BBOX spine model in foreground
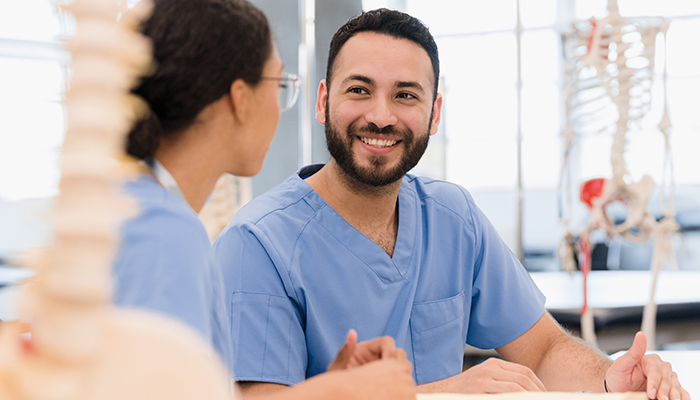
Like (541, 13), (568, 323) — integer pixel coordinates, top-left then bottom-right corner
(0, 1), (232, 399)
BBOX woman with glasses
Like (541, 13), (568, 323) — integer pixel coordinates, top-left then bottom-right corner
(112, 0), (414, 399)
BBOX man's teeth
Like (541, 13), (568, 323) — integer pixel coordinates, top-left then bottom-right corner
(360, 137), (397, 148)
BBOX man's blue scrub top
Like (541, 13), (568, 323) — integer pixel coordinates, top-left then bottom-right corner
(214, 164), (545, 385)
(112, 175), (233, 373)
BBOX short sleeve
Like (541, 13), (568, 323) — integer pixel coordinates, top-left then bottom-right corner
(214, 223), (307, 385)
(112, 177), (234, 377)
(230, 292), (306, 385)
(113, 210), (212, 342)
(465, 196), (546, 349)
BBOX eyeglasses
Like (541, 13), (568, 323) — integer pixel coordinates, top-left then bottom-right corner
(261, 72), (302, 112)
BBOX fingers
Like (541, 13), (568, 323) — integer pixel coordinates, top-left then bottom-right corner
(647, 358), (681, 400)
(378, 337), (405, 361)
(648, 355), (667, 399)
(379, 357), (413, 379)
(488, 370), (545, 392)
(488, 358), (547, 392)
(450, 358), (546, 394)
(655, 373), (671, 400)
(659, 371), (689, 400)
(680, 387), (691, 400)
(486, 358), (547, 392)
(334, 333), (408, 369)
(607, 332), (649, 393)
(351, 335), (399, 364)
(381, 336), (399, 359)
(327, 329), (358, 371)
(618, 332), (647, 371)
(643, 354), (664, 399)
(397, 357), (413, 376)
(640, 353), (689, 400)
(366, 336), (397, 359)
(662, 371), (680, 400)
(391, 347), (408, 362)
(347, 329), (358, 344)
(608, 348), (689, 400)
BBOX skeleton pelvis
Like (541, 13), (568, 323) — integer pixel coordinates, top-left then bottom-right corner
(580, 175), (655, 241)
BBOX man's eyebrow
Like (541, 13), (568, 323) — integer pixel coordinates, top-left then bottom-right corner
(396, 81), (425, 93)
(341, 74), (374, 86)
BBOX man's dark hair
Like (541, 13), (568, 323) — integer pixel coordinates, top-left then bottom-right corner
(126, 0), (272, 159)
(326, 8), (439, 99)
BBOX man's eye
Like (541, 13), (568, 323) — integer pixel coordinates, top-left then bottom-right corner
(397, 92), (416, 100)
(348, 87), (367, 94)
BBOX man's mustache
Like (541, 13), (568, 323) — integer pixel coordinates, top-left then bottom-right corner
(350, 123), (412, 139)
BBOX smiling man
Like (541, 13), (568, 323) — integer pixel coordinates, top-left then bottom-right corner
(214, 8), (688, 399)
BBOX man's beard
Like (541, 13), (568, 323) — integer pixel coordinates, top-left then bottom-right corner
(324, 105), (431, 187)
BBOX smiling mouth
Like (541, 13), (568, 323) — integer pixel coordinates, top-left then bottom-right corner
(359, 137), (399, 148)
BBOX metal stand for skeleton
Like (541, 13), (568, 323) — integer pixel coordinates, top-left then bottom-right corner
(0, 1), (232, 398)
(558, 0), (677, 350)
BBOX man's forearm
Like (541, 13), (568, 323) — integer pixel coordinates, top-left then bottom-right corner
(497, 313), (614, 392)
(534, 333), (613, 391)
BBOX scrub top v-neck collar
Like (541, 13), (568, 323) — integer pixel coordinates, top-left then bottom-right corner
(296, 164), (417, 283)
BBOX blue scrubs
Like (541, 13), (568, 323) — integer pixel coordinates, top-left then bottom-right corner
(214, 164), (545, 385)
(112, 174), (233, 373)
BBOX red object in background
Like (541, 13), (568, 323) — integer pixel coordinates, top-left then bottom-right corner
(580, 178), (606, 209)
(586, 19), (598, 56)
(20, 335), (32, 354)
(580, 236), (591, 315)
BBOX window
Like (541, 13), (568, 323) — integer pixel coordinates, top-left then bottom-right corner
(364, 0), (700, 268)
(0, 0), (71, 201)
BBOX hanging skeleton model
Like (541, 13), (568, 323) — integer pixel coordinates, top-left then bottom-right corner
(558, 0), (678, 350)
(0, 0), (232, 398)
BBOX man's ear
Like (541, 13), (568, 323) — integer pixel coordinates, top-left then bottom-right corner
(229, 78), (252, 123)
(315, 79), (328, 125)
(429, 92), (443, 136)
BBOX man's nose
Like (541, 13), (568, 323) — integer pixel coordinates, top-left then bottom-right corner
(364, 96), (398, 129)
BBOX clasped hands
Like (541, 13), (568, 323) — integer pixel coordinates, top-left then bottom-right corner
(325, 329), (415, 400)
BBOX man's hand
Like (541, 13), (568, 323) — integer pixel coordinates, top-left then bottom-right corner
(328, 329), (406, 371)
(418, 358), (547, 394)
(606, 332), (690, 400)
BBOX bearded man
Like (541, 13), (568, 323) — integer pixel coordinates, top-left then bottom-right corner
(214, 8), (688, 399)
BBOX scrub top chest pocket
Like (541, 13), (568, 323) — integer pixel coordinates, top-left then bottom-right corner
(409, 290), (467, 384)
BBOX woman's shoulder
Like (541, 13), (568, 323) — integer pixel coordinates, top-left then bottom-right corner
(121, 175), (210, 250)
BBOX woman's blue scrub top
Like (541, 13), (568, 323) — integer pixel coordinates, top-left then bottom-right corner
(214, 164), (545, 385)
(112, 175), (233, 373)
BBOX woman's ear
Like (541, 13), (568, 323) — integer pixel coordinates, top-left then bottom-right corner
(229, 78), (252, 123)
